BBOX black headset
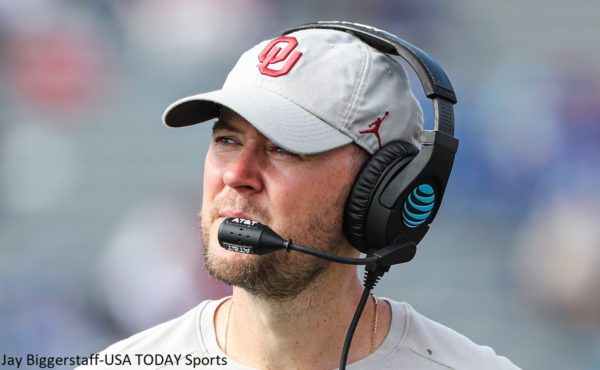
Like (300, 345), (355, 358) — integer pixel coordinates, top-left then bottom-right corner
(281, 21), (459, 255)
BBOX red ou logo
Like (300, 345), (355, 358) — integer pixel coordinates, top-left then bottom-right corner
(257, 36), (302, 77)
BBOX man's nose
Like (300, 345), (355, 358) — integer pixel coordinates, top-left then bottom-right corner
(222, 146), (264, 193)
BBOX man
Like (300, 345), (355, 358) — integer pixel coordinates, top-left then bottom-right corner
(81, 25), (519, 369)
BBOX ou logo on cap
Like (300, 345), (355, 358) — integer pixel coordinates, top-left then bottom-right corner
(257, 36), (302, 77)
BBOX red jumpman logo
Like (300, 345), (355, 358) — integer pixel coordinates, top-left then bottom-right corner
(359, 111), (389, 148)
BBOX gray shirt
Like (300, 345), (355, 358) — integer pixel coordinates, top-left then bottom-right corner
(78, 297), (520, 369)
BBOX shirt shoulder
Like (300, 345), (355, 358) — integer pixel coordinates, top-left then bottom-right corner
(351, 299), (520, 370)
(396, 300), (520, 370)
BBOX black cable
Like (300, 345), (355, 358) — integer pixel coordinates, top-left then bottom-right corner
(339, 266), (384, 370)
(339, 285), (372, 370)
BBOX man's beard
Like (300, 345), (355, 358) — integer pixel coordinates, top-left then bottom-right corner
(199, 196), (348, 301)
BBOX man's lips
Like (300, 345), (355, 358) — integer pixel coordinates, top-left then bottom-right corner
(218, 210), (256, 221)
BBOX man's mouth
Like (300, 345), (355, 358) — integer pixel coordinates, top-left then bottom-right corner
(218, 210), (258, 222)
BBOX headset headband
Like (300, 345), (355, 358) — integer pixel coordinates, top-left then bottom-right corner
(281, 21), (457, 138)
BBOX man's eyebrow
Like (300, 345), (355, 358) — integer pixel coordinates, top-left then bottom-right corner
(211, 119), (240, 133)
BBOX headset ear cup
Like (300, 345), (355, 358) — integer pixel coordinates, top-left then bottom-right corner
(344, 141), (419, 253)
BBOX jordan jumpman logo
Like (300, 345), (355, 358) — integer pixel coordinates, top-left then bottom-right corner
(359, 111), (389, 148)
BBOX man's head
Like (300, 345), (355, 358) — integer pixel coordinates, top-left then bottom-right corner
(162, 27), (424, 300)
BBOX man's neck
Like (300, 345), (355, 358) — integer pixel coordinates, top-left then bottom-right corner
(214, 263), (390, 370)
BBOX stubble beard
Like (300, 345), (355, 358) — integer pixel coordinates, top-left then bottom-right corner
(199, 196), (348, 301)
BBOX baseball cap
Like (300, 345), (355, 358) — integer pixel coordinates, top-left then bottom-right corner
(162, 28), (423, 155)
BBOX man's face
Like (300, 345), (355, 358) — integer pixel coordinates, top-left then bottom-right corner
(199, 109), (366, 300)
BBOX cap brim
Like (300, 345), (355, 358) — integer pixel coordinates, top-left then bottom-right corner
(162, 86), (352, 155)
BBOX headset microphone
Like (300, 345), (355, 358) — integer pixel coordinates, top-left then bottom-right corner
(218, 217), (417, 266)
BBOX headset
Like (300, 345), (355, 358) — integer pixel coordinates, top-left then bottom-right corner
(282, 21), (459, 255)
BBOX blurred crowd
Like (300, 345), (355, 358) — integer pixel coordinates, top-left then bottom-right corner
(1, 1), (599, 369)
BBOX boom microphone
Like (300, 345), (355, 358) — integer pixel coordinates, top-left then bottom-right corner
(218, 217), (417, 266)
(218, 217), (380, 264)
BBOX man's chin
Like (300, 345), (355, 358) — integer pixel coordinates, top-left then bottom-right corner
(202, 243), (331, 301)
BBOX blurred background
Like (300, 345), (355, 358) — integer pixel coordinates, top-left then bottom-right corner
(1, 1), (599, 369)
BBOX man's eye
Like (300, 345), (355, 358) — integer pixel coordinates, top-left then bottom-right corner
(270, 145), (298, 157)
(214, 136), (237, 145)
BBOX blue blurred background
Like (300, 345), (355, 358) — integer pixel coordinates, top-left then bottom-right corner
(1, 1), (599, 369)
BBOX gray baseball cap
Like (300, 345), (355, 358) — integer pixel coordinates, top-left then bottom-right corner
(162, 28), (423, 155)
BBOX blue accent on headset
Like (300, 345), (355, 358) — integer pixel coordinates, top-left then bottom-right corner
(402, 184), (436, 228)
(403, 218), (423, 227)
(403, 202), (431, 220)
(407, 194), (435, 212)
(418, 184), (434, 194)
